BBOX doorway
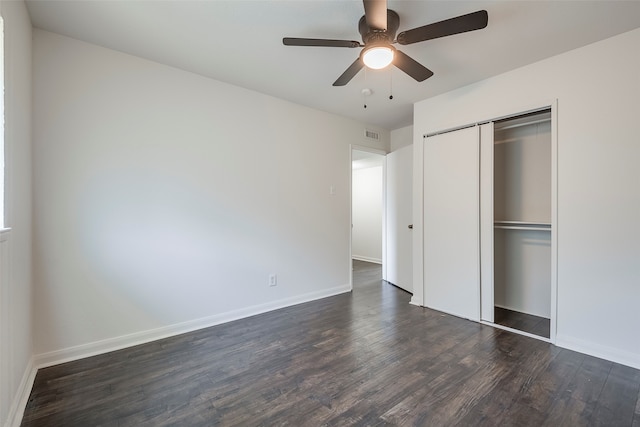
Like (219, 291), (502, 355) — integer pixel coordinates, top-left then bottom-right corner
(351, 147), (385, 288)
(489, 109), (553, 339)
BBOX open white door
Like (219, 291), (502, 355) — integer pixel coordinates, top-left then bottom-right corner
(385, 145), (413, 293)
(423, 126), (480, 321)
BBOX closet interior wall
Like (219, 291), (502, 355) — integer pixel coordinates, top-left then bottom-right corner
(493, 111), (552, 333)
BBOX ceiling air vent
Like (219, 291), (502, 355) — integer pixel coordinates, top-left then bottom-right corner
(365, 129), (379, 140)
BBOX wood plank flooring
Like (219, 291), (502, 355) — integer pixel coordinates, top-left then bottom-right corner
(22, 260), (640, 426)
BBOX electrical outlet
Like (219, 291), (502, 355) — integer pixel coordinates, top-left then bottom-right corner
(269, 274), (277, 287)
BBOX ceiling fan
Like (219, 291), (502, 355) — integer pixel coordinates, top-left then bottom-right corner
(283, 0), (488, 86)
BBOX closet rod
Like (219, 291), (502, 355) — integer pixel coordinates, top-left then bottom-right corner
(494, 220), (551, 226)
(494, 225), (551, 231)
(494, 117), (550, 132)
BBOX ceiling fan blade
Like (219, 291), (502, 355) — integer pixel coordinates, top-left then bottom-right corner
(283, 38), (361, 48)
(363, 0), (387, 31)
(393, 50), (434, 82)
(397, 10), (488, 45)
(333, 58), (364, 86)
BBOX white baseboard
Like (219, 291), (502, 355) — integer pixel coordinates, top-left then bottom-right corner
(352, 255), (382, 264)
(409, 295), (422, 306)
(556, 334), (640, 370)
(5, 357), (36, 427)
(33, 284), (351, 370)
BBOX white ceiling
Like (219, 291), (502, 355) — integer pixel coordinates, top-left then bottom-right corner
(26, 0), (640, 130)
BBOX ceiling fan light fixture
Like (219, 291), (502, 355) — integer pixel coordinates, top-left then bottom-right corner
(362, 45), (395, 69)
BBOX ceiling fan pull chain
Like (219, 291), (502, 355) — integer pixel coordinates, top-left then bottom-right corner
(389, 68), (394, 100)
(363, 67), (368, 109)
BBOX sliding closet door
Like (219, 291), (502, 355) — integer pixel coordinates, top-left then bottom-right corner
(479, 123), (495, 322)
(423, 126), (480, 321)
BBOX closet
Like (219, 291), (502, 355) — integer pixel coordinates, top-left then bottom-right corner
(489, 110), (552, 338)
(422, 106), (555, 341)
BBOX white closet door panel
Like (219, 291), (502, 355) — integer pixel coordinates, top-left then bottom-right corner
(424, 126), (480, 321)
(386, 146), (413, 292)
(479, 123), (495, 322)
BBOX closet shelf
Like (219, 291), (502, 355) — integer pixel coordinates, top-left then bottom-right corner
(494, 114), (551, 131)
(494, 220), (551, 231)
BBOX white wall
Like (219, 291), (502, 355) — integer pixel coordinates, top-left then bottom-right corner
(0, 1), (33, 426)
(414, 28), (640, 369)
(32, 30), (389, 361)
(390, 125), (413, 152)
(352, 165), (383, 264)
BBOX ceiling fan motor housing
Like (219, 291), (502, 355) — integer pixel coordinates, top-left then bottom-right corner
(358, 9), (400, 46)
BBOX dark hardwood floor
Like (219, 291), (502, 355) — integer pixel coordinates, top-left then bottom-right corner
(494, 306), (551, 339)
(22, 260), (640, 426)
